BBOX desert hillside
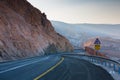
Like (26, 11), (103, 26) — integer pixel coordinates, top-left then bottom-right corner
(52, 21), (120, 61)
(84, 38), (120, 59)
(0, 0), (73, 61)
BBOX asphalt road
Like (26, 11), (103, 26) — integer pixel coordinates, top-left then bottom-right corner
(0, 55), (61, 80)
(0, 53), (114, 80)
(39, 56), (114, 80)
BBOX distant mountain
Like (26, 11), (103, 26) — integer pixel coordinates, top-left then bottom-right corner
(52, 21), (120, 61)
(0, 0), (73, 61)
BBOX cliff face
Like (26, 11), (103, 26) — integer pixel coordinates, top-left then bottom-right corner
(0, 0), (73, 61)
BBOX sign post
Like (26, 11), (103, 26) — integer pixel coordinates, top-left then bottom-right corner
(94, 38), (101, 55)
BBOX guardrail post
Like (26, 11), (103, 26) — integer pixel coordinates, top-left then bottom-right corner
(96, 59), (99, 64)
(106, 62), (107, 67)
(90, 58), (92, 62)
(104, 61), (107, 66)
(100, 60), (102, 65)
(92, 58), (93, 62)
(113, 64), (116, 71)
(94, 59), (96, 63)
(98, 60), (100, 64)
(92, 58), (94, 62)
(109, 63), (113, 68)
(108, 62), (111, 68)
(92, 59), (94, 63)
(107, 62), (110, 67)
(119, 67), (120, 74)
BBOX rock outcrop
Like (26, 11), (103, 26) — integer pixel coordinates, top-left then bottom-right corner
(0, 0), (73, 61)
(85, 47), (107, 58)
(84, 37), (120, 58)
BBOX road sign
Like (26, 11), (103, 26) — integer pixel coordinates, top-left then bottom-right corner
(94, 44), (101, 50)
(94, 38), (101, 51)
(94, 38), (101, 44)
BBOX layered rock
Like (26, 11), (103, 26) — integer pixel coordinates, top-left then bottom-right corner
(0, 0), (73, 61)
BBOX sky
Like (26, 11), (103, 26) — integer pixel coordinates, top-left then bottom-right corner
(28, 0), (120, 24)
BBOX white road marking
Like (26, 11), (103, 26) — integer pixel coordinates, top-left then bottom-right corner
(0, 56), (50, 74)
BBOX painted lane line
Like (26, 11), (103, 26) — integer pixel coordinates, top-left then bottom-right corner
(34, 57), (64, 80)
(0, 57), (50, 74)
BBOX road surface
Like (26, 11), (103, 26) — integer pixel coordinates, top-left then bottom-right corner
(0, 53), (114, 80)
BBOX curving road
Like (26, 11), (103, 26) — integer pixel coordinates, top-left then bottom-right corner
(39, 56), (114, 80)
(0, 53), (114, 80)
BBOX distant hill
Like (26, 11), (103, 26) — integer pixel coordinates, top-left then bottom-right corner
(52, 21), (120, 61)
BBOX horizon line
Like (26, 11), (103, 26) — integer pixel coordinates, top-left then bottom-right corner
(50, 20), (120, 25)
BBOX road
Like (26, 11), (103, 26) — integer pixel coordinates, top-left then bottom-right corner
(0, 52), (114, 80)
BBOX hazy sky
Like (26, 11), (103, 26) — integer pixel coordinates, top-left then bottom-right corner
(28, 0), (120, 24)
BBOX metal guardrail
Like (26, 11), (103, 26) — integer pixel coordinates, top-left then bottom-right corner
(63, 54), (120, 74)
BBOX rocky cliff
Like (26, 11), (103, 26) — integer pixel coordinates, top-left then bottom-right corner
(0, 0), (73, 61)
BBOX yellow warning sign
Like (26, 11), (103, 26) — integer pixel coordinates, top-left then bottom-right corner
(94, 44), (101, 50)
